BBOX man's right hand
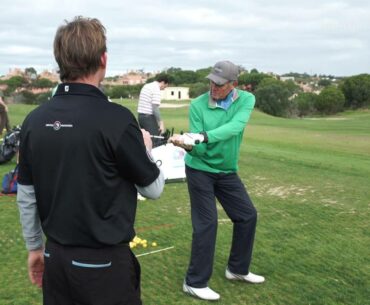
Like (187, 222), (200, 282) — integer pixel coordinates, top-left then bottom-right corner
(159, 121), (165, 134)
(141, 129), (153, 151)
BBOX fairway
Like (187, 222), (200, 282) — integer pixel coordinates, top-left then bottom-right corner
(0, 102), (369, 305)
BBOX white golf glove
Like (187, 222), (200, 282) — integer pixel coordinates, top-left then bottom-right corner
(179, 133), (205, 146)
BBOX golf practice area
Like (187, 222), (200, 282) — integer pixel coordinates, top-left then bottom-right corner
(0, 101), (369, 305)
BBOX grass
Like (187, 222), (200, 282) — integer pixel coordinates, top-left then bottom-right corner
(0, 101), (369, 305)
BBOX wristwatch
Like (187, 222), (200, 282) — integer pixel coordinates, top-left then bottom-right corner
(200, 131), (208, 143)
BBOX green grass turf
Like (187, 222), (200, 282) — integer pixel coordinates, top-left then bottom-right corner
(0, 101), (369, 304)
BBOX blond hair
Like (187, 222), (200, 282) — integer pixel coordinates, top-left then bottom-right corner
(54, 16), (107, 81)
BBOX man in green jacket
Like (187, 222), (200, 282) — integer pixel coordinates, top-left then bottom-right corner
(170, 60), (265, 301)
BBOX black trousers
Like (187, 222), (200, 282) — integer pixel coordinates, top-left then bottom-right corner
(138, 113), (161, 147)
(43, 240), (142, 305)
(185, 166), (257, 288)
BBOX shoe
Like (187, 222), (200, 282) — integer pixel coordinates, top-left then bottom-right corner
(183, 281), (220, 301)
(137, 194), (146, 201)
(225, 267), (265, 284)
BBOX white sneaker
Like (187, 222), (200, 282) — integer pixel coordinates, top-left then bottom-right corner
(137, 194), (146, 201)
(183, 281), (220, 301)
(225, 267), (265, 284)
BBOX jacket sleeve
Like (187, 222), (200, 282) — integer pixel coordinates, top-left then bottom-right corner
(135, 165), (165, 199)
(115, 121), (162, 187)
(186, 102), (207, 157)
(207, 94), (255, 143)
(17, 184), (44, 251)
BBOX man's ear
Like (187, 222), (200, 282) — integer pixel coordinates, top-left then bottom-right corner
(100, 52), (107, 69)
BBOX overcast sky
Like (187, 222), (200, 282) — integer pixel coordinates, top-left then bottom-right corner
(0, 0), (369, 77)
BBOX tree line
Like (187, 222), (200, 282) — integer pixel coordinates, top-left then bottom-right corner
(0, 72), (57, 104)
(1, 67), (369, 118)
(242, 71), (370, 117)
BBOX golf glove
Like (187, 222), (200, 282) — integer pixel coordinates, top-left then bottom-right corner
(179, 133), (205, 146)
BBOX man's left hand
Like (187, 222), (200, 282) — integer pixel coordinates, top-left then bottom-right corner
(28, 249), (44, 288)
(168, 134), (193, 151)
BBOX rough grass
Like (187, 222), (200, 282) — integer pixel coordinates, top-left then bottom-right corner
(0, 101), (369, 305)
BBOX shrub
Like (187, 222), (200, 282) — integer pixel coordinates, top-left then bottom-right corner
(36, 92), (52, 104)
(318, 79), (332, 87)
(315, 86), (345, 114)
(33, 78), (56, 88)
(189, 82), (209, 98)
(255, 78), (300, 117)
(106, 84), (143, 99)
(339, 74), (370, 109)
(293, 92), (318, 117)
(238, 71), (272, 91)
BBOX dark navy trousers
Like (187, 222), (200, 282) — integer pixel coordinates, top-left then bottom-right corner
(185, 166), (257, 288)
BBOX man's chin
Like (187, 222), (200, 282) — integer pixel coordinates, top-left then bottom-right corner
(211, 94), (224, 100)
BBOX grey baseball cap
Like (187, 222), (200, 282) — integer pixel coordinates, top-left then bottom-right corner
(206, 60), (240, 85)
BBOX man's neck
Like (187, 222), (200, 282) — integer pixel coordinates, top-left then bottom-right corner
(67, 70), (104, 88)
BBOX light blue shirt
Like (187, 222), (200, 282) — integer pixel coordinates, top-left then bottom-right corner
(216, 89), (235, 110)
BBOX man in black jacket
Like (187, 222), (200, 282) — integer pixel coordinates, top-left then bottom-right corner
(17, 16), (164, 305)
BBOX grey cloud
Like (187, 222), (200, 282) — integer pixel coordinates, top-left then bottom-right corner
(0, 0), (369, 76)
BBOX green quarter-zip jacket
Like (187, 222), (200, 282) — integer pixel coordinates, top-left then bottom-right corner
(185, 89), (255, 173)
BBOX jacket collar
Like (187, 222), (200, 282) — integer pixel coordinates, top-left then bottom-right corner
(208, 89), (239, 109)
(54, 82), (108, 100)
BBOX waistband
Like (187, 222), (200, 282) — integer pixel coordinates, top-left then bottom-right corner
(46, 238), (129, 249)
(138, 113), (155, 117)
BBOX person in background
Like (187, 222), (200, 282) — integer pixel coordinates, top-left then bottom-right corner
(0, 91), (11, 135)
(243, 83), (253, 92)
(17, 16), (164, 305)
(137, 73), (169, 147)
(170, 60), (265, 301)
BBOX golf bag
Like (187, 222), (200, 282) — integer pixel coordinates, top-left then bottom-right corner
(154, 128), (173, 147)
(0, 126), (21, 165)
(2, 164), (18, 194)
(151, 128), (186, 183)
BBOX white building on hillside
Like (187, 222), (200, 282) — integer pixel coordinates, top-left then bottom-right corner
(161, 87), (189, 100)
(280, 76), (295, 82)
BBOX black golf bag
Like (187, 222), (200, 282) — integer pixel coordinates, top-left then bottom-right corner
(153, 128), (174, 147)
(0, 126), (21, 164)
